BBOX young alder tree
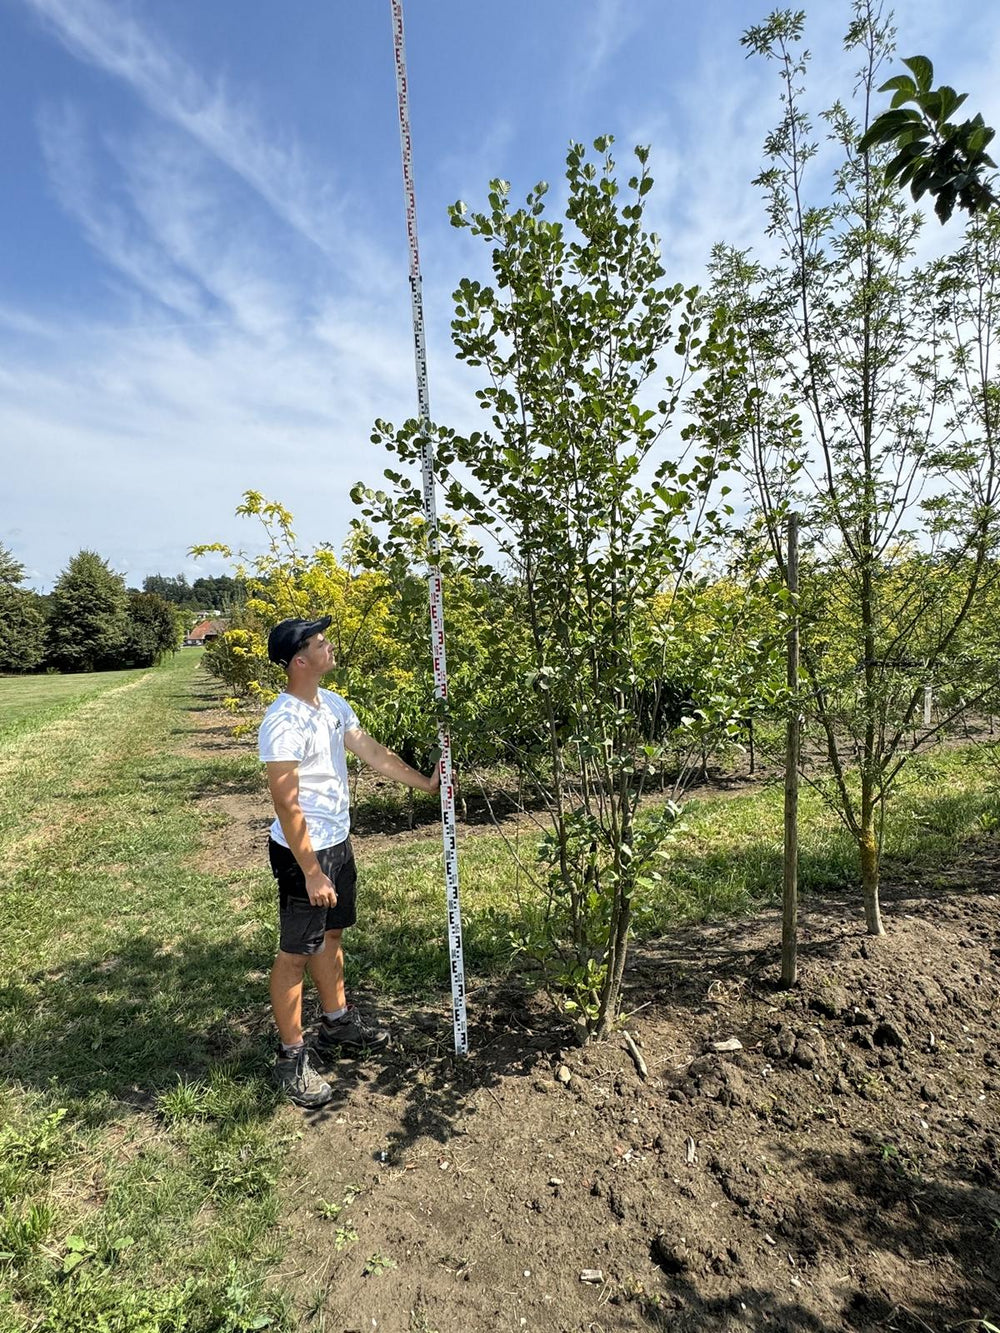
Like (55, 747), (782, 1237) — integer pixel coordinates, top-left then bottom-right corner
(711, 5), (1000, 935)
(357, 138), (746, 1038)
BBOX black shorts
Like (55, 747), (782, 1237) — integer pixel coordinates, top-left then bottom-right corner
(268, 837), (358, 955)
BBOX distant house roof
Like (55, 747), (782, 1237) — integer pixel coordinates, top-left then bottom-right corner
(187, 618), (228, 643)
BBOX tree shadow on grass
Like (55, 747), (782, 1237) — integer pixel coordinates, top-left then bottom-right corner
(0, 931), (564, 1143)
(632, 779), (998, 963)
(131, 758), (263, 802)
(168, 720), (243, 743)
(0, 934), (275, 1118)
(165, 690), (221, 715)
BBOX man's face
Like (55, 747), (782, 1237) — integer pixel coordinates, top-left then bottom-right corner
(294, 631), (335, 673)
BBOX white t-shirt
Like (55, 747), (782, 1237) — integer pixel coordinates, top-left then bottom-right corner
(258, 688), (361, 850)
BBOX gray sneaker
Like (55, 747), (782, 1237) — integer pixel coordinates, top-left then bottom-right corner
(273, 1046), (333, 1107)
(315, 1006), (390, 1056)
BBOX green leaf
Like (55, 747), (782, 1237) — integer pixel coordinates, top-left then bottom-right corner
(886, 144), (927, 181)
(917, 91), (943, 123)
(901, 55), (933, 93)
(859, 110), (923, 152)
(966, 122), (994, 155)
(878, 74), (917, 96)
(896, 157), (923, 188)
(934, 86), (966, 122)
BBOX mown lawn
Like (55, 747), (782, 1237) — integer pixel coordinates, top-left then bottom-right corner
(0, 665), (158, 745)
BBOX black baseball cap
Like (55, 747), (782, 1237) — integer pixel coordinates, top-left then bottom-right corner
(267, 616), (333, 668)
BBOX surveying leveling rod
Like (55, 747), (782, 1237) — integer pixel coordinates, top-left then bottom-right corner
(389, 0), (469, 1057)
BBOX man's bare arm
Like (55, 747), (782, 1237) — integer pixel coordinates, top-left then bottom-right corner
(266, 761), (337, 908)
(344, 730), (440, 793)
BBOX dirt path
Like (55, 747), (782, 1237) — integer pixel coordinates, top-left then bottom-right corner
(182, 676), (1000, 1332)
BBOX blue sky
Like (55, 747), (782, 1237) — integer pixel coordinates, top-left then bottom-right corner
(2, 0), (998, 591)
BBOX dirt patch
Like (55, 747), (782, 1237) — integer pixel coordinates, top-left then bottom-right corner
(274, 869), (999, 1333)
(180, 682), (1000, 1330)
(174, 679), (270, 876)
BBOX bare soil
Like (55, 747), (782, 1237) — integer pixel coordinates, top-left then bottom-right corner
(185, 681), (1000, 1333)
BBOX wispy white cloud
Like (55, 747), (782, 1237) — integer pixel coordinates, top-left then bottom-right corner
(115, 127), (303, 338)
(7, 0), (1000, 594)
(576, 0), (640, 93)
(0, 303), (68, 339)
(37, 101), (209, 318)
(18, 0), (389, 286)
(4, 0), (475, 587)
(0, 298), (462, 587)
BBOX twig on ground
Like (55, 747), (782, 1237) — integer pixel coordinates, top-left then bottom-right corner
(484, 1085), (505, 1114)
(622, 1029), (648, 1080)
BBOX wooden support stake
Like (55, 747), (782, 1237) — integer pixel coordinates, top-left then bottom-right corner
(781, 513), (800, 989)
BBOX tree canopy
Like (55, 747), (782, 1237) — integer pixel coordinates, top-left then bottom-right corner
(0, 541), (45, 674)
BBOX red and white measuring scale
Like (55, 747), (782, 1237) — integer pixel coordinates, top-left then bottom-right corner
(389, 0), (468, 1057)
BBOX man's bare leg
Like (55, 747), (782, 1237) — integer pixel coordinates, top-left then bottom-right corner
(269, 948), (332, 1107)
(269, 950), (310, 1047)
(307, 930), (346, 1013)
(312, 930), (388, 1052)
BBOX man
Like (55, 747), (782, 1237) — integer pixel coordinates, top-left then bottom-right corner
(259, 615), (439, 1107)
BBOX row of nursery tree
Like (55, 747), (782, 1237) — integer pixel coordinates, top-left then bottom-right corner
(196, 5), (1000, 1036)
(0, 546), (184, 674)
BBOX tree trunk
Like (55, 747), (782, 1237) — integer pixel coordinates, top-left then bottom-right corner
(781, 512), (799, 986)
(595, 888), (632, 1041)
(859, 823), (884, 936)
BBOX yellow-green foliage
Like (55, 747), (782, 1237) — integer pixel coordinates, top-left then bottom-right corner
(191, 492), (403, 713)
(193, 493), (527, 768)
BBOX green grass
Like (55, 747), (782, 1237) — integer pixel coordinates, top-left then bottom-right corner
(634, 745), (997, 929)
(0, 665), (166, 745)
(346, 743), (1000, 987)
(0, 653), (290, 1332)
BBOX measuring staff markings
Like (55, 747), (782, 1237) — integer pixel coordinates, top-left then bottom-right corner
(389, 0), (468, 1057)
